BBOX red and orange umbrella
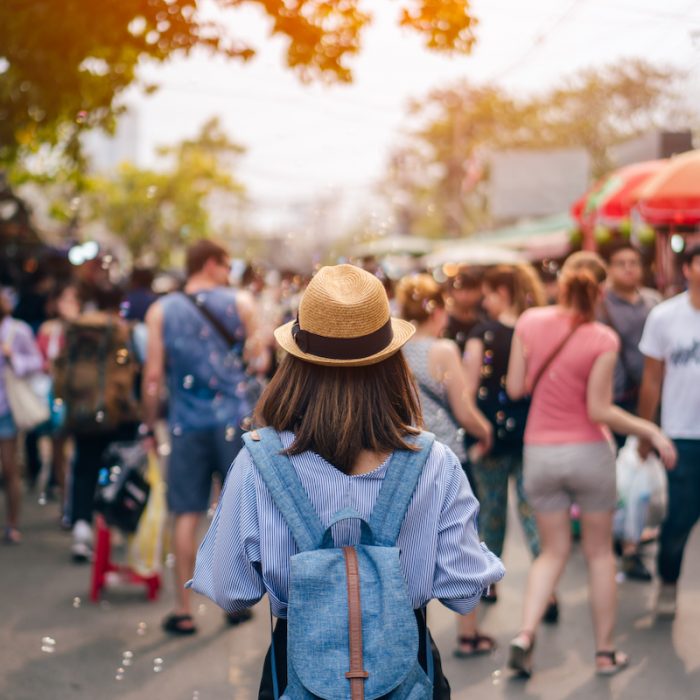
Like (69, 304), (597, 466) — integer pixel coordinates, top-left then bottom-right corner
(591, 160), (667, 227)
(637, 150), (700, 226)
(570, 160), (666, 233)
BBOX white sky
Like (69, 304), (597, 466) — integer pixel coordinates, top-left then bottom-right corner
(126, 0), (700, 231)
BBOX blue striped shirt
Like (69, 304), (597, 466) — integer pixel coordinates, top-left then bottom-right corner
(188, 431), (505, 618)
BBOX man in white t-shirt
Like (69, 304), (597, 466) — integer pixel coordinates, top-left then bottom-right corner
(638, 244), (700, 616)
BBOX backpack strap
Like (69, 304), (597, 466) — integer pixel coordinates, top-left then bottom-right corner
(243, 427), (325, 552)
(369, 432), (435, 547)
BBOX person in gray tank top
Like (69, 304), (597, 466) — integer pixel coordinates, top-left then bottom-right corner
(396, 273), (496, 659)
(142, 240), (270, 635)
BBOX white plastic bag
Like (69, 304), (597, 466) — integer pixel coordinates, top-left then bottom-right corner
(615, 437), (668, 542)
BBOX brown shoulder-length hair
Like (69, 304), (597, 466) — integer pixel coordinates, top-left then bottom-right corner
(255, 352), (423, 474)
(482, 263), (546, 316)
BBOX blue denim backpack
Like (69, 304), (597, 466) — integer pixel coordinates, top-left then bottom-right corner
(243, 427), (436, 700)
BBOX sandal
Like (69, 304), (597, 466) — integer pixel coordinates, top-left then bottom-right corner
(162, 613), (197, 636)
(454, 633), (497, 658)
(543, 596), (559, 625)
(225, 609), (253, 626)
(3, 527), (21, 545)
(482, 584), (498, 604)
(595, 650), (629, 676)
(508, 631), (535, 678)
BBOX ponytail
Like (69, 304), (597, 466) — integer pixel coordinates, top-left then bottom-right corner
(559, 251), (607, 322)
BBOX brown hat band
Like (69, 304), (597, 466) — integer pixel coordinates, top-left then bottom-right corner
(292, 318), (394, 360)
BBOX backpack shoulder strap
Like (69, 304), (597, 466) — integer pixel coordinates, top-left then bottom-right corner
(369, 431), (435, 546)
(242, 427), (325, 552)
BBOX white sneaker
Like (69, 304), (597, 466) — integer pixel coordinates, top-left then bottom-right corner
(655, 583), (677, 617)
(71, 540), (93, 563)
(71, 520), (93, 563)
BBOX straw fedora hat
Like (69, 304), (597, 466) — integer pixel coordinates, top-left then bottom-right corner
(274, 264), (415, 367)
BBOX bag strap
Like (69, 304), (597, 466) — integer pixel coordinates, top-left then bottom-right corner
(343, 546), (369, 700)
(182, 292), (238, 349)
(242, 427), (325, 552)
(530, 322), (584, 396)
(368, 432), (435, 546)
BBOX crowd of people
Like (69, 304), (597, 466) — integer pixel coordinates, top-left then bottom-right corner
(1, 237), (699, 692)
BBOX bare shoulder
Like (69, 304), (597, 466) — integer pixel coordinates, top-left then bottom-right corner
(145, 299), (163, 325)
(235, 288), (255, 311)
(431, 338), (461, 361)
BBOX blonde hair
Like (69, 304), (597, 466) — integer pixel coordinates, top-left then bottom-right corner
(559, 251), (607, 321)
(482, 264), (545, 317)
(396, 274), (445, 324)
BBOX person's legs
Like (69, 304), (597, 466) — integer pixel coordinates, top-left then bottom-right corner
(70, 433), (114, 560)
(70, 435), (109, 525)
(580, 511), (619, 655)
(1, 436), (21, 538)
(171, 512), (200, 622)
(511, 453), (541, 559)
(657, 440), (700, 585)
(509, 509), (570, 675)
(164, 428), (215, 633)
(469, 454), (509, 557)
(24, 428), (42, 489)
(520, 511), (571, 634)
(51, 433), (67, 494)
(455, 608), (495, 657)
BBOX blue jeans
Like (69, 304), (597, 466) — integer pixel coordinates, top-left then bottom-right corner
(657, 439), (700, 584)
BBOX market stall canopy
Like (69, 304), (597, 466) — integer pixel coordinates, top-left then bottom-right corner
(637, 149), (700, 226)
(587, 160), (667, 227)
(350, 236), (435, 259)
(423, 243), (525, 268)
(570, 182), (605, 227)
(470, 213), (573, 260)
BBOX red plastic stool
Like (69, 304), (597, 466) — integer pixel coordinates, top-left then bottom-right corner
(90, 514), (162, 602)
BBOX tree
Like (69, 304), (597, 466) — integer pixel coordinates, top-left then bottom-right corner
(0, 0), (478, 164)
(84, 117), (245, 265)
(384, 59), (690, 237)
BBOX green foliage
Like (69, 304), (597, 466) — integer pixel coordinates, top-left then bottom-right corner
(385, 59), (689, 237)
(0, 0), (479, 165)
(85, 117), (245, 266)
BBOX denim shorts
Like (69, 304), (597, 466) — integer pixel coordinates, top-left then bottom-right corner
(524, 440), (617, 513)
(167, 424), (244, 514)
(0, 411), (17, 440)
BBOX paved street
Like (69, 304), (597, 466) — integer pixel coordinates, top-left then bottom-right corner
(2, 488), (700, 700)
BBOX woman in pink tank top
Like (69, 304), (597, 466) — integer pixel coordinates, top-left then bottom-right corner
(504, 252), (676, 678)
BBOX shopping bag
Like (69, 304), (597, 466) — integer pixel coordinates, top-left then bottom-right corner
(4, 366), (51, 431)
(94, 442), (150, 533)
(127, 451), (169, 576)
(615, 437), (668, 542)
